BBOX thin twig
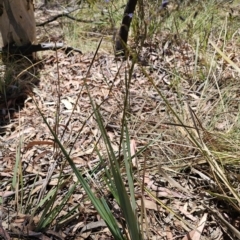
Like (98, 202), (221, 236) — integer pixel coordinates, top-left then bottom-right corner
(36, 13), (93, 27)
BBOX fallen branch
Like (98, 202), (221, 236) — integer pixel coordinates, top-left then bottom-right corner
(0, 42), (82, 56)
(36, 13), (93, 27)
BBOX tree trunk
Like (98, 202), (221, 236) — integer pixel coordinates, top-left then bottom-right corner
(115, 0), (138, 57)
(0, 0), (36, 47)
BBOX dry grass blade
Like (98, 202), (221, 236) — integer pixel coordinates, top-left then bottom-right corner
(209, 40), (240, 74)
(158, 166), (191, 195)
(207, 207), (240, 239)
(144, 187), (193, 232)
(202, 145), (240, 210)
(182, 213), (208, 240)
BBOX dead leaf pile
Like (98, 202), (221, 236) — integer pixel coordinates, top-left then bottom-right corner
(1, 1), (240, 239)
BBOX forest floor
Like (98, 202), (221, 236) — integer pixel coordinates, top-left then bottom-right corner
(1, 0), (240, 239)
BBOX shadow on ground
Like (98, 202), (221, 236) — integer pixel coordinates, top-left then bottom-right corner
(0, 54), (41, 132)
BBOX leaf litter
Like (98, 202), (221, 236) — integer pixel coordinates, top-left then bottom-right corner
(1, 1), (240, 239)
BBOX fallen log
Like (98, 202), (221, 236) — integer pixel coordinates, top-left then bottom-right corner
(0, 42), (82, 56)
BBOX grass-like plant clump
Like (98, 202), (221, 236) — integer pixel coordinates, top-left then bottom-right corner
(1, 0), (240, 239)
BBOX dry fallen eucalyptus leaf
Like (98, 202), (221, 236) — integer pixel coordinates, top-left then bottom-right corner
(182, 213), (207, 240)
(61, 99), (73, 110)
(136, 199), (158, 211)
